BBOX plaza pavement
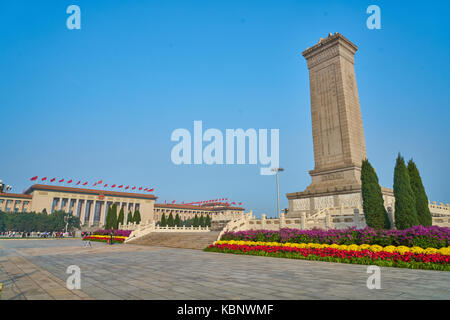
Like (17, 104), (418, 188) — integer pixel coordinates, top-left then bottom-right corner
(0, 239), (449, 300)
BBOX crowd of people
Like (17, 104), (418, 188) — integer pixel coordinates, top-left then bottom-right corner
(0, 231), (75, 238)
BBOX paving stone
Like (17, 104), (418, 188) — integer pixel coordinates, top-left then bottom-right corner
(1, 239), (449, 300)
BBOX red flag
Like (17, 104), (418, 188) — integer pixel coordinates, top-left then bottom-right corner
(118, 185), (123, 188)
(144, 188), (148, 191)
(232, 202), (236, 205)
(76, 181), (81, 185)
(93, 182), (97, 186)
(172, 200), (176, 204)
(149, 188), (154, 192)
(125, 186), (129, 190)
(98, 180), (103, 184)
(111, 184), (116, 188)
(67, 179), (72, 184)
(59, 179), (64, 183)
(83, 182), (88, 186)
(50, 178), (56, 182)
(30, 176), (38, 181)
(139, 187), (143, 190)
(41, 177), (47, 181)
(239, 202), (242, 205)
(104, 184), (108, 187)
(132, 187), (136, 190)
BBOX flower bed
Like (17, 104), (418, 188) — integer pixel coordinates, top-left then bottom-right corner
(205, 240), (450, 271)
(92, 229), (132, 237)
(82, 234), (127, 243)
(220, 226), (450, 249)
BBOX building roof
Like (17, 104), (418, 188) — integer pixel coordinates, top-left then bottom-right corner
(155, 203), (244, 211)
(24, 184), (157, 200)
(0, 192), (33, 199)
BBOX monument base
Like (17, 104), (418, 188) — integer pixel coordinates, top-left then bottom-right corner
(286, 182), (395, 218)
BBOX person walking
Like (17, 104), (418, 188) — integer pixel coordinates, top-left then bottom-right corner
(110, 228), (114, 245)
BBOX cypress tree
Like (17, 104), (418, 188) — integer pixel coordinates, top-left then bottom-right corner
(117, 207), (125, 229)
(106, 204), (117, 230)
(205, 215), (211, 227)
(105, 206), (112, 229)
(393, 154), (419, 229)
(160, 213), (166, 227)
(174, 213), (180, 227)
(167, 212), (174, 227)
(407, 159), (432, 226)
(361, 159), (390, 229)
(133, 210), (141, 225)
(199, 215), (205, 227)
(193, 214), (199, 227)
(127, 211), (133, 224)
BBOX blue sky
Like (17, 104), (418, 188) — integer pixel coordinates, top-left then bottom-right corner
(1, 0), (449, 216)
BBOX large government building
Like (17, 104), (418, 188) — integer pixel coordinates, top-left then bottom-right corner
(0, 184), (245, 230)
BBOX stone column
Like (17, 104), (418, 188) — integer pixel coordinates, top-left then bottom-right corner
(279, 213), (285, 228)
(89, 201), (96, 227)
(261, 214), (266, 229)
(301, 212), (306, 229)
(79, 201), (86, 226)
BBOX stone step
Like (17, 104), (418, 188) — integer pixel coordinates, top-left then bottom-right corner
(126, 232), (220, 250)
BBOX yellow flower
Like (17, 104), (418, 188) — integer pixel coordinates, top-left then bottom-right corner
(383, 246), (396, 253)
(369, 245), (383, 252)
(347, 244), (360, 251)
(410, 246), (425, 254)
(424, 247), (438, 254)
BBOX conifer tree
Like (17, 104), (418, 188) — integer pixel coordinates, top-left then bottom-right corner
(361, 159), (390, 229)
(407, 159), (432, 226)
(133, 209), (141, 225)
(199, 215), (205, 227)
(205, 214), (211, 227)
(393, 154), (419, 229)
(127, 211), (133, 224)
(167, 212), (174, 227)
(160, 213), (166, 227)
(175, 213), (180, 227)
(117, 207), (125, 229)
(105, 206), (113, 229)
(193, 214), (199, 227)
(109, 204), (118, 230)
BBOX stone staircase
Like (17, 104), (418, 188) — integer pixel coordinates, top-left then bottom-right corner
(126, 232), (220, 250)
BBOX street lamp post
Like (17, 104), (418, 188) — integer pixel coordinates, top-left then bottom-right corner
(271, 168), (284, 218)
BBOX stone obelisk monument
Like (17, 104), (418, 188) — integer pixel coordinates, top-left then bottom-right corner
(287, 33), (394, 217)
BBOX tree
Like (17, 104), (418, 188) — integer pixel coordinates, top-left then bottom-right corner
(193, 214), (199, 227)
(407, 159), (432, 226)
(127, 211), (133, 224)
(205, 214), (211, 227)
(107, 204), (118, 230)
(393, 154), (419, 229)
(160, 213), (166, 227)
(361, 159), (390, 229)
(133, 209), (141, 225)
(199, 215), (205, 227)
(117, 207), (125, 229)
(174, 213), (180, 227)
(167, 212), (174, 227)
